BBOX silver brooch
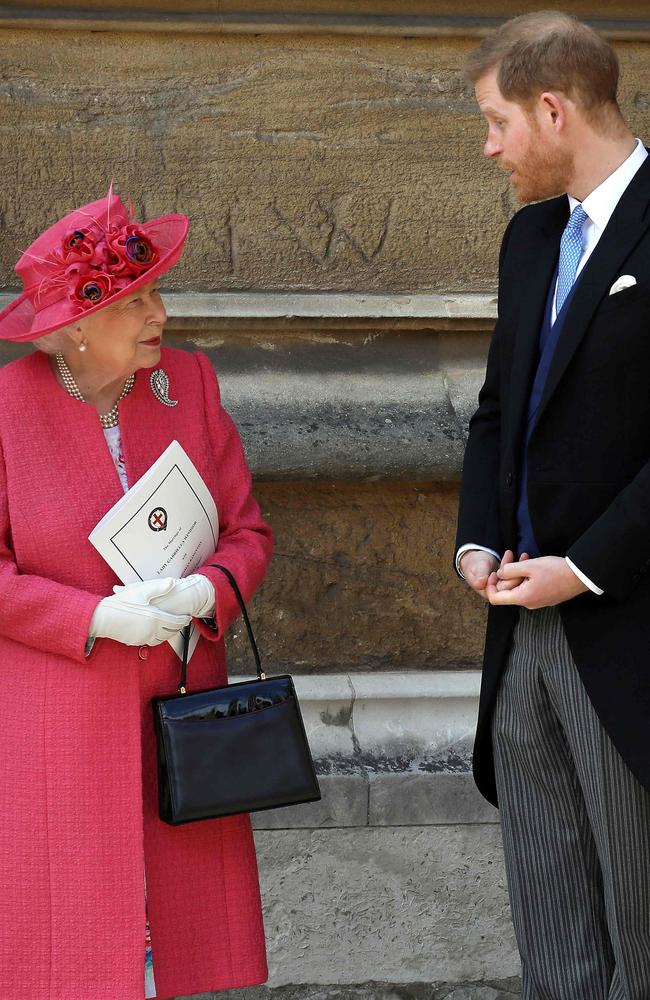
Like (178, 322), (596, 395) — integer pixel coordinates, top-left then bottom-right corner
(150, 368), (178, 408)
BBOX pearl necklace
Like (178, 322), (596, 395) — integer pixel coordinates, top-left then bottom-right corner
(55, 353), (135, 429)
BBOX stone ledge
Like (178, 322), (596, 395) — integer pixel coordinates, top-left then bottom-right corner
(181, 978), (522, 1000)
(163, 291), (497, 331)
(0, 290), (498, 331)
(0, 4), (648, 41)
(293, 670), (481, 766)
(251, 771), (498, 830)
(199, 347), (480, 482)
(247, 671), (497, 830)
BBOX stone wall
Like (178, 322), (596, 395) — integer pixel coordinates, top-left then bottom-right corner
(1, 16), (649, 294)
(1, 5), (649, 998)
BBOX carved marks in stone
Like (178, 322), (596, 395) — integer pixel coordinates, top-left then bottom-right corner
(182, 207), (240, 276)
(174, 194), (396, 282)
(272, 195), (394, 267)
(181, 196), (394, 279)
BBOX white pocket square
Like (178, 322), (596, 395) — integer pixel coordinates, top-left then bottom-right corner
(609, 274), (637, 295)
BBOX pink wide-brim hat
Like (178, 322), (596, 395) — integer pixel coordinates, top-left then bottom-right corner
(0, 189), (189, 342)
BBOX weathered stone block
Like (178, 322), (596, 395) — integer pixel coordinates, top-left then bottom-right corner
(251, 768), (499, 831)
(369, 773), (498, 827)
(0, 27), (647, 296)
(230, 481), (486, 675)
(252, 773), (369, 830)
(250, 826), (518, 986)
(179, 979), (522, 1000)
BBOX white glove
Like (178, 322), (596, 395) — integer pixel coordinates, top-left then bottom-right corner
(90, 581), (192, 647)
(113, 574), (215, 619)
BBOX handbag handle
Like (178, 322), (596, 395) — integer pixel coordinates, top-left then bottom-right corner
(178, 563), (265, 694)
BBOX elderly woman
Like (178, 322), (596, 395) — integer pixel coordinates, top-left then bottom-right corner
(0, 191), (273, 1000)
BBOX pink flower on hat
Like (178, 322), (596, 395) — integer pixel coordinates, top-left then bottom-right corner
(67, 267), (129, 311)
(55, 221), (159, 311)
(54, 228), (96, 266)
(106, 225), (158, 274)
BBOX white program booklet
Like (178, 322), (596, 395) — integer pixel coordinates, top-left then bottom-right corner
(89, 440), (219, 660)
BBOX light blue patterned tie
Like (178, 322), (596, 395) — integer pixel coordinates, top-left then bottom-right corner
(555, 204), (587, 316)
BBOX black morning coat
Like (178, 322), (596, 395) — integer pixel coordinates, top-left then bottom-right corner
(456, 151), (650, 807)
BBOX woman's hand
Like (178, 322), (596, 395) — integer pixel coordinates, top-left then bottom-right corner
(114, 574), (215, 619)
(89, 591), (192, 646)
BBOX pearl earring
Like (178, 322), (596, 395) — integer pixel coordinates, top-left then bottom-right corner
(79, 340), (87, 353)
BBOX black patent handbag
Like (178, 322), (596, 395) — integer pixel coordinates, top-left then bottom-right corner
(153, 564), (321, 825)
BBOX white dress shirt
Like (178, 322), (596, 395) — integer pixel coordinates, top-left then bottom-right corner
(457, 138), (649, 594)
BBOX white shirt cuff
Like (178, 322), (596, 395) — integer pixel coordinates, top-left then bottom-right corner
(456, 543), (501, 580)
(565, 557), (604, 596)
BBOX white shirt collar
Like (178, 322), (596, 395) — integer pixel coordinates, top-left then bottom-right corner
(567, 137), (648, 230)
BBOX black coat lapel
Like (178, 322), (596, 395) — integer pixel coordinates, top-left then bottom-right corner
(533, 154), (650, 428)
(507, 197), (567, 456)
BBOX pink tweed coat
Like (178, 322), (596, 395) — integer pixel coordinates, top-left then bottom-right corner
(0, 346), (273, 1000)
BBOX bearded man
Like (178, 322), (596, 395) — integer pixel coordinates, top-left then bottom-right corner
(455, 11), (650, 998)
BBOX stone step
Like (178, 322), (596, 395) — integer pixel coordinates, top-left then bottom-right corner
(179, 981), (522, 1000)
(243, 671), (498, 828)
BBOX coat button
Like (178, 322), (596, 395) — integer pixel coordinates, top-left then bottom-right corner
(138, 646), (150, 660)
(506, 472), (514, 488)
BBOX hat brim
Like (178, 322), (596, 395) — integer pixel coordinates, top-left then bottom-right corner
(0, 213), (189, 343)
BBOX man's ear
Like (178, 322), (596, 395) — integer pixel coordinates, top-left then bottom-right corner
(539, 91), (567, 131)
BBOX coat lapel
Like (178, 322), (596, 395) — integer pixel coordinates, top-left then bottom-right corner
(533, 154), (650, 428)
(507, 197), (567, 456)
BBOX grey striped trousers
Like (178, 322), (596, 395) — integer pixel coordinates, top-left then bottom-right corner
(492, 605), (650, 1000)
